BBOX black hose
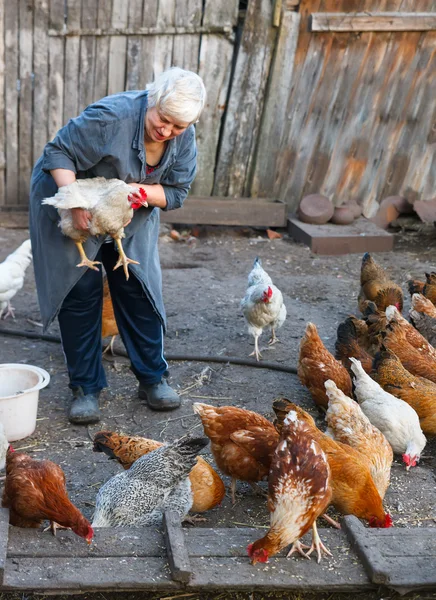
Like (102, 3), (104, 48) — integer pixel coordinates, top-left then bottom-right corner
(0, 327), (298, 375)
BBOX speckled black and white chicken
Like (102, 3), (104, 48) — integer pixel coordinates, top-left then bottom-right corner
(240, 257), (286, 361)
(91, 436), (209, 527)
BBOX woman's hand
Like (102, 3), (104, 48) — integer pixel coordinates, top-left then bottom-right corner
(71, 208), (92, 231)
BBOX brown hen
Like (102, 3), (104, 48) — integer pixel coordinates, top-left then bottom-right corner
(372, 349), (436, 435)
(193, 403), (279, 503)
(358, 253), (403, 314)
(407, 273), (436, 305)
(298, 322), (352, 410)
(101, 278), (119, 355)
(335, 317), (373, 375)
(2, 448), (93, 542)
(385, 305), (436, 360)
(409, 293), (436, 346)
(93, 430), (225, 513)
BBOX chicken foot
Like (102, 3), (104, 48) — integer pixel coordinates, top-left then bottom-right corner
(286, 539), (311, 560)
(102, 335), (117, 357)
(113, 237), (140, 281)
(43, 521), (72, 536)
(268, 328), (279, 346)
(75, 242), (101, 272)
(249, 335), (262, 361)
(0, 301), (15, 320)
(183, 514), (207, 525)
(305, 521), (332, 563)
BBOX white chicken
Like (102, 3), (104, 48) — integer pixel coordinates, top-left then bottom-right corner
(0, 239), (32, 319)
(324, 380), (393, 499)
(240, 257), (286, 361)
(0, 422), (8, 470)
(350, 358), (426, 470)
(43, 177), (148, 280)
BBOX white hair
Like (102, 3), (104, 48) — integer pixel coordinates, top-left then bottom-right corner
(147, 67), (206, 124)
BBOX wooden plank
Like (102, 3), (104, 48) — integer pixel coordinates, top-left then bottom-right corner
(63, 0), (81, 122)
(4, 0), (19, 205)
(251, 11), (300, 197)
(2, 556), (177, 591)
(126, 0), (143, 91)
(108, 0), (128, 95)
(0, 509), (9, 585)
(138, 0), (158, 88)
(310, 12), (436, 32)
(0, 0), (5, 204)
(33, 0), (49, 162)
(48, 0), (65, 140)
(203, 0), (239, 29)
(160, 197), (287, 227)
(213, 0), (277, 197)
(191, 34), (233, 196)
(287, 217), (394, 255)
(93, 0), (111, 100)
(172, 0), (201, 72)
(163, 511), (192, 583)
(78, 0), (97, 110)
(152, 0), (176, 78)
(18, 0), (34, 206)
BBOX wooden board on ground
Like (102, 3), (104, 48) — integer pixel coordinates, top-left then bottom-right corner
(0, 509), (9, 584)
(160, 197), (287, 227)
(287, 216), (393, 255)
(343, 515), (436, 594)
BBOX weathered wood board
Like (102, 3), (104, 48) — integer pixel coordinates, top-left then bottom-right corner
(287, 217), (394, 254)
(310, 12), (436, 32)
(160, 197), (287, 227)
(0, 509), (9, 584)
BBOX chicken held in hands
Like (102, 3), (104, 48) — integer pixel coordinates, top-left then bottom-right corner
(272, 398), (392, 528)
(358, 252), (403, 314)
(193, 403), (279, 503)
(43, 178), (148, 280)
(93, 430), (225, 513)
(248, 410), (332, 565)
(350, 358), (426, 470)
(298, 322), (352, 410)
(0, 239), (32, 320)
(324, 380), (392, 499)
(372, 349), (436, 435)
(92, 436), (208, 527)
(240, 257), (286, 361)
(2, 448), (93, 543)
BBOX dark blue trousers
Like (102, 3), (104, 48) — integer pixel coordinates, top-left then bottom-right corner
(58, 242), (168, 395)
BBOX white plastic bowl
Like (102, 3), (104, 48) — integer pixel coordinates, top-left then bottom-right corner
(0, 363), (50, 442)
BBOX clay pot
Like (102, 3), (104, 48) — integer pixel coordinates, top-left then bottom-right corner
(298, 194), (334, 225)
(347, 200), (362, 219)
(330, 205), (355, 225)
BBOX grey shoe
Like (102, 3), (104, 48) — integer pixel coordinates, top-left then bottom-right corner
(69, 386), (101, 424)
(138, 378), (181, 411)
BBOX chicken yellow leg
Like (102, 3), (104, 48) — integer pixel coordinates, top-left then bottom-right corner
(75, 241), (101, 271)
(113, 237), (140, 281)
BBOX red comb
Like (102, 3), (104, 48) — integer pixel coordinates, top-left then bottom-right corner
(139, 187), (147, 200)
(267, 286), (273, 298)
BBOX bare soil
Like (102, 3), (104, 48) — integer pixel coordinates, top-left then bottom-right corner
(0, 218), (435, 600)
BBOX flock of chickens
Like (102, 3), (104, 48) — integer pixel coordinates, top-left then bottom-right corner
(1, 246), (436, 569)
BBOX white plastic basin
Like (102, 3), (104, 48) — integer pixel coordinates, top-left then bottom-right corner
(0, 363), (50, 442)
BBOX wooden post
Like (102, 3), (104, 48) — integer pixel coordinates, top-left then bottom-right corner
(0, 508), (9, 585)
(163, 511), (192, 584)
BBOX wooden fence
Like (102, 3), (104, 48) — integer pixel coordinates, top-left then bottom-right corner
(0, 0), (435, 216)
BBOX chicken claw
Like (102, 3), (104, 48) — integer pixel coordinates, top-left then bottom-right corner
(75, 242), (101, 272)
(1, 301), (16, 320)
(43, 521), (72, 536)
(286, 539), (311, 559)
(183, 515), (207, 525)
(113, 237), (139, 281)
(305, 522), (332, 564)
(268, 329), (279, 345)
(249, 336), (262, 361)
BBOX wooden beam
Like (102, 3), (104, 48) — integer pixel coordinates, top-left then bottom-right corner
(163, 511), (192, 584)
(0, 509), (9, 585)
(309, 12), (436, 32)
(48, 25), (233, 37)
(160, 197), (287, 227)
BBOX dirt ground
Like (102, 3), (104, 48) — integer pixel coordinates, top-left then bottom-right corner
(0, 218), (436, 600)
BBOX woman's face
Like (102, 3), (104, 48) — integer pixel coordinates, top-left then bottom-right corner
(145, 107), (190, 143)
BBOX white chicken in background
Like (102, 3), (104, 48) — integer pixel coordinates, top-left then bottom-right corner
(350, 358), (426, 470)
(0, 422), (8, 470)
(240, 257), (286, 361)
(43, 178), (148, 280)
(0, 239), (32, 320)
(324, 380), (393, 499)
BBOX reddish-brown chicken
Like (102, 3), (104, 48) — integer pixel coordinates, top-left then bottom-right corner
(2, 448), (93, 542)
(335, 317), (373, 375)
(358, 252), (403, 314)
(382, 321), (436, 383)
(102, 278), (118, 355)
(408, 273), (436, 305)
(298, 322), (352, 410)
(272, 399), (392, 528)
(93, 431), (225, 513)
(193, 403), (279, 503)
(409, 293), (436, 347)
(385, 305), (436, 360)
(372, 349), (436, 435)
(247, 411), (332, 565)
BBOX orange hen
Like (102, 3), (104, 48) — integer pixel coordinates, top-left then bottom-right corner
(409, 293), (436, 347)
(2, 448), (93, 542)
(193, 403), (279, 503)
(92, 430), (225, 513)
(102, 278), (118, 355)
(335, 317), (373, 375)
(407, 273), (436, 305)
(298, 322), (352, 410)
(358, 252), (403, 314)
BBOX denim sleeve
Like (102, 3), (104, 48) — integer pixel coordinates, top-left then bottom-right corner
(161, 127), (197, 211)
(41, 105), (109, 174)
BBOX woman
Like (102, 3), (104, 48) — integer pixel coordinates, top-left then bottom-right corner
(29, 67), (206, 424)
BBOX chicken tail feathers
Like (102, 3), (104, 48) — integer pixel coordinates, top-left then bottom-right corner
(408, 279), (425, 296)
(172, 435), (209, 459)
